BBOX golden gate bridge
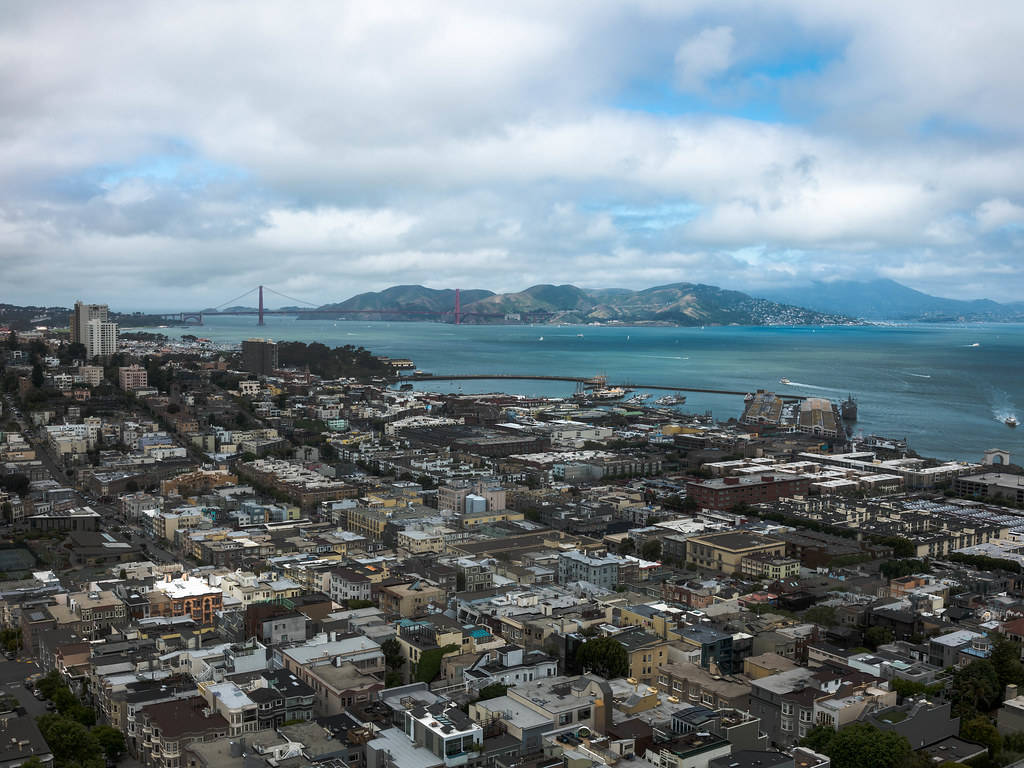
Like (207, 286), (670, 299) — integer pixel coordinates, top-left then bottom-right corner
(166, 286), (550, 326)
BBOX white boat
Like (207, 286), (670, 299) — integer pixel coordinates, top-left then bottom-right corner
(779, 377), (792, 385)
(1007, 416), (1018, 428)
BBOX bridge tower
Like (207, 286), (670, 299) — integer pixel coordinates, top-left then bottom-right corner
(258, 285), (265, 326)
(454, 288), (461, 325)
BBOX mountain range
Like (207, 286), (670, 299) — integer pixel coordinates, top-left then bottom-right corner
(312, 283), (852, 326)
(758, 279), (1024, 322)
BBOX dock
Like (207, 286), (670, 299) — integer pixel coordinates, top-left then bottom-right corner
(407, 373), (807, 400)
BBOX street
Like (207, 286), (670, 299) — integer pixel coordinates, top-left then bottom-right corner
(0, 659), (46, 718)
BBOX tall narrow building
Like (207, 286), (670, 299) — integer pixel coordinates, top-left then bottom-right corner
(241, 338), (278, 375)
(70, 301), (108, 345)
(85, 319), (118, 359)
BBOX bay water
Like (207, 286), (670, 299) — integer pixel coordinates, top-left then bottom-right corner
(157, 317), (1024, 462)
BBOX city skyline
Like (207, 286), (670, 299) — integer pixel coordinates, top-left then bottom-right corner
(2, 2), (1024, 307)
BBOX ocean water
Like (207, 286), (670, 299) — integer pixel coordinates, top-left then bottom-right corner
(155, 317), (1024, 462)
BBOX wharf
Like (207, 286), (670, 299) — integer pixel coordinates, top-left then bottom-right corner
(407, 373), (807, 400)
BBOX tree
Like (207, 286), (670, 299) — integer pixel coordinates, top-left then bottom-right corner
(476, 683), (510, 701)
(800, 722), (912, 768)
(865, 626), (893, 651)
(804, 605), (838, 628)
(617, 539), (635, 555)
(949, 659), (1001, 719)
(575, 636), (629, 679)
(91, 725), (126, 761)
(961, 716), (1001, 757)
(381, 637), (403, 670)
(30, 363), (44, 389)
(35, 713), (103, 768)
(988, 634), (1024, 692)
(640, 539), (662, 561)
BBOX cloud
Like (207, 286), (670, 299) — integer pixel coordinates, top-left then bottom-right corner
(674, 26), (735, 93)
(1, 2), (1024, 306)
(976, 198), (1024, 232)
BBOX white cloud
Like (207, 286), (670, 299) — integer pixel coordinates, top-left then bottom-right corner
(976, 198), (1024, 232)
(2, 2), (1024, 304)
(674, 26), (735, 93)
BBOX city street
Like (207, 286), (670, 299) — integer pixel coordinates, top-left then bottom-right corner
(0, 659), (46, 717)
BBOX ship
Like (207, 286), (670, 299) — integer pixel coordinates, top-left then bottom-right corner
(1007, 416), (1018, 428)
(841, 394), (858, 422)
(655, 395), (688, 406)
(590, 387), (629, 401)
(779, 377), (792, 385)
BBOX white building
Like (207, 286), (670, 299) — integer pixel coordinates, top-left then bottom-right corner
(85, 319), (118, 358)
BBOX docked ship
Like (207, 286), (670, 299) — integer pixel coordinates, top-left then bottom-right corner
(841, 394), (858, 422)
(591, 386), (629, 401)
(655, 395), (688, 406)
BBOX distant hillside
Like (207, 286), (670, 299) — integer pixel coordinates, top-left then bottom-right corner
(319, 285), (494, 315)
(759, 279), (1024, 322)
(316, 282), (852, 326)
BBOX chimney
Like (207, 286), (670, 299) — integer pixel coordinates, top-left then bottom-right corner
(1007, 684), (1019, 702)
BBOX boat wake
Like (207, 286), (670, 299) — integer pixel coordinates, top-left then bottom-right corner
(785, 381), (839, 392)
(643, 355), (690, 361)
(905, 372), (932, 379)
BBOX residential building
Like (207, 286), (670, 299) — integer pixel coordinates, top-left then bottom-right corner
(119, 365), (149, 391)
(685, 532), (787, 574)
(85, 319), (118, 359)
(241, 338), (278, 375)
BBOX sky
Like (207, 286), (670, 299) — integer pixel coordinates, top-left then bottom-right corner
(2, 1), (1024, 310)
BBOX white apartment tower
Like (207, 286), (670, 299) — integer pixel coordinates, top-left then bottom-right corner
(85, 319), (118, 358)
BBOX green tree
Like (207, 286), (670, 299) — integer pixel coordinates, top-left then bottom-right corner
(800, 722), (911, 768)
(30, 363), (44, 389)
(381, 637), (403, 670)
(949, 659), (1001, 719)
(804, 605), (838, 628)
(960, 716), (1001, 757)
(617, 539), (635, 555)
(476, 683), (509, 701)
(575, 636), (629, 679)
(865, 626), (893, 651)
(988, 634), (1024, 691)
(36, 713), (103, 768)
(640, 539), (662, 561)
(91, 725), (126, 761)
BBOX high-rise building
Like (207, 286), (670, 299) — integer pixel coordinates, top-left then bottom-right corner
(85, 319), (118, 359)
(70, 301), (108, 346)
(241, 338), (278, 375)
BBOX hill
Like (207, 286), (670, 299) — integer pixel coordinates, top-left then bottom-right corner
(759, 279), (1024, 322)
(318, 283), (852, 326)
(318, 285), (494, 315)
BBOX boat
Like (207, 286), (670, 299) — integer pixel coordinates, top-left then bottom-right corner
(743, 392), (754, 403)
(841, 394), (858, 422)
(591, 387), (629, 401)
(779, 377), (792, 385)
(1007, 416), (1018, 428)
(655, 395), (687, 406)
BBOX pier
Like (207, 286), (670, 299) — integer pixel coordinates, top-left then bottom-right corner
(407, 373), (807, 400)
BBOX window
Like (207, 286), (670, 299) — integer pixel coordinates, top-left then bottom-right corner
(781, 702), (793, 715)
(577, 707), (590, 720)
(559, 713), (572, 725)
(781, 718), (793, 733)
(799, 710), (812, 723)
